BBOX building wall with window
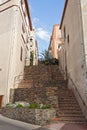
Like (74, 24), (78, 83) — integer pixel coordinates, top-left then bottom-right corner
(48, 24), (61, 59)
(0, 0), (33, 106)
(29, 30), (38, 66)
(59, 0), (87, 118)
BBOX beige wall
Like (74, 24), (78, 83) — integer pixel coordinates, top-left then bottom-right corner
(60, 0), (87, 118)
(0, 0), (32, 106)
(0, 6), (17, 105)
(49, 24), (61, 59)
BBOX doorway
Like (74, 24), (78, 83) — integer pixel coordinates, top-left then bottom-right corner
(65, 51), (67, 79)
(0, 96), (3, 108)
(65, 51), (68, 86)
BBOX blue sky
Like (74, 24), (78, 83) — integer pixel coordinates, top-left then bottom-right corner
(28, 0), (65, 56)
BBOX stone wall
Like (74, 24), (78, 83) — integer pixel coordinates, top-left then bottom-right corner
(1, 108), (56, 126)
(13, 87), (58, 109)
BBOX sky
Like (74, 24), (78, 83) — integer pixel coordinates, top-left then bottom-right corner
(28, 0), (65, 56)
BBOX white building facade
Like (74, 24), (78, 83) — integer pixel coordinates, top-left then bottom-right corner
(59, 0), (87, 118)
(29, 30), (38, 66)
(25, 30), (38, 66)
(0, 0), (37, 107)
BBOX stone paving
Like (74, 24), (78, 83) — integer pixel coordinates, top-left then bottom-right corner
(0, 114), (40, 130)
(42, 123), (87, 130)
(60, 123), (87, 130)
(1, 113), (87, 130)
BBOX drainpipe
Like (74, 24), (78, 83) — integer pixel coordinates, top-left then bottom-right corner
(78, 0), (86, 67)
(78, 0), (87, 98)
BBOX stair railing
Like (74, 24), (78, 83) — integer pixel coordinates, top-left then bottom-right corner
(59, 67), (86, 107)
(14, 74), (24, 88)
(14, 74), (36, 88)
(14, 73), (48, 88)
(13, 66), (65, 89)
(67, 73), (86, 107)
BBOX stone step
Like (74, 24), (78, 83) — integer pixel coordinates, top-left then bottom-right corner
(58, 91), (74, 94)
(59, 96), (75, 98)
(58, 99), (78, 104)
(58, 105), (82, 110)
(58, 95), (77, 102)
(59, 103), (78, 106)
(58, 113), (84, 117)
(58, 90), (74, 93)
(59, 98), (77, 100)
(58, 110), (83, 114)
(24, 77), (64, 81)
(24, 72), (63, 75)
(59, 107), (81, 111)
(21, 80), (66, 85)
(21, 81), (34, 84)
(51, 117), (86, 122)
(18, 84), (32, 88)
(59, 104), (80, 107)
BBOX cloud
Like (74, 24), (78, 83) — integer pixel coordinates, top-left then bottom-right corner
(36, 28), (50, 43)
(32, 17), (40, 28)
(31, 16), (51, 43)
(33, 17), (40, 24)
(29, 3), (33, 12)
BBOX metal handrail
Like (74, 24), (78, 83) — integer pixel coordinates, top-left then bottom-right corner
(14, 65), (60, 89)
(14, 74), (24, 88)
(13, 72), (51, 88)
(67, 74), (86, 106)
(59, 67), (86, 106)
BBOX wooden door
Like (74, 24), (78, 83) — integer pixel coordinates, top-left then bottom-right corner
(0, 96), (3, 109)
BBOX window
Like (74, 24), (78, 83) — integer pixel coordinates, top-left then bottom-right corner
(21, 34), (25, 43)
(64, 26), (66, 40)
(30, 38), (33, 42)
(30, 45), (32, 47)
(22, 24), (25, 33)
(67, 34), (69, 44)
(21, 0), (24, 6)
(20, 47), (23, 61)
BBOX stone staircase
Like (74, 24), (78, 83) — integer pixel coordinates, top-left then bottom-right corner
(18, 64), (66, 89)
(54, 89), (86, 122)
(14, 64), (65, 108)
(13, 64), (86, 123)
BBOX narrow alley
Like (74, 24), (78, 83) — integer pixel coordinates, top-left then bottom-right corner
(0, 0), (87, 130)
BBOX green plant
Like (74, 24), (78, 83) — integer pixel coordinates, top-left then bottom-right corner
(40, 49), (59, 65)
(28, 103), (40, 109)
(41, 50), (50, 62)
(41, 104), (51, 109)
(6, 103), (17, 108)
(16, 104), (23, 108)
(6, 102), (51, 109)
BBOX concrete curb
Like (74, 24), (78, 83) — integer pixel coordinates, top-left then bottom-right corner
(0, 114), (41, 130)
